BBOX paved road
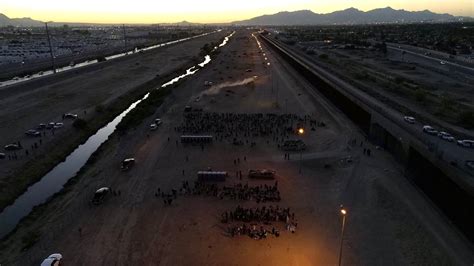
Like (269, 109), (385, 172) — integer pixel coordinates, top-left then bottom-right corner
(266, 36), (474, 178)
(387, 44), (474, 77)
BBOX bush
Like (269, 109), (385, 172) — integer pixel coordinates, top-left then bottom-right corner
(414, 89), (427, 102)
(116, 87), (170, 132)
(440, 96), (454, 111)
(95, 104), (105, 113)
(21, 230), (40, 250)
(73, 118), (88, 130)
(319, 54), (329, 60)
(458, 110), (474, 128)
(394, 77), (404, 84)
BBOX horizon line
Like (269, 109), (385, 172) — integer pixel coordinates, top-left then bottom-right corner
(2, 6), (472, 25)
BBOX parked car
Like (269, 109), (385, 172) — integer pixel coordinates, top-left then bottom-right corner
(204, 81), (213, 86)
(422, 125), (438, 135)
(64, 113), (78, 119)
(0, 153), (5, 159)
(457, 139), (474, 148)
(40, 253), (62, 266)
(121, 158), (135, 171)
(466, 161), (474, 170)
(4, 144), (21, 150)
(403, 116), (415, 124)
(440, 61), (446, 65)
(37, 123), (47, 130)
(155, 118), (162, 125)
(92, 187), (110, 205)
(25, 129), (41, 137)
(54, 122), (64, 129)
(47, 122), (56, 129)
(184, 106), (192, 112)
(438, 131), (455, 142)
(150, 124), (157, 131)
(248, 169), (276, 179)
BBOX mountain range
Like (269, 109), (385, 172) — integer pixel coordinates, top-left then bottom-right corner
(0, 14), (205, 27)
(0, 7), (471, 27)
(232, 7), (471, 25)
(0, 13), (44, 27)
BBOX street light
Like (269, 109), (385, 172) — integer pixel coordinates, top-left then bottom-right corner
(297, 127), (304, 173)
(338, 206), (347, 266)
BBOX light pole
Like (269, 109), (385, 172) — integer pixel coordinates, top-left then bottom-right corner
(338, 206), (347, 266)
(297, 127), (304, 173)
(45, 22), (56, 73)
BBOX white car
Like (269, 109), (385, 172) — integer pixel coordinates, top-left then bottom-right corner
(403, 116), (415, 124)
(440, 61), (446, 65)
(155, 118), (162, 125)
(64, 113), (78, 119)
(466, 161), (474, 170)
(438, 131), (455, 142)
(457, 139), (474, 148)
(422, 125), (437, 135)
(54, 122), (64, 129)
(41, 253), (62, 266)
(25, 129), (41, 137)
(4, 144), (21, 151)
(150, 124), (157, 131)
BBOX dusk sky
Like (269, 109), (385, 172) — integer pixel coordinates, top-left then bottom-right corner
(1, 0), (473, 23)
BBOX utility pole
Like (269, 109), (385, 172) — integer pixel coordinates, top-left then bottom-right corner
(271, 66), (274, 93)
(338, 206), (347, 266)
(122, 24), (127, 49)
(275, 73), (279, 105)
(45, 22), (56, 73)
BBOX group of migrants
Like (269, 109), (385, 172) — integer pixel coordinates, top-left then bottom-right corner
(222, 205), (295, 224)
(155, 186), (179, 205)
(175, 112), (317, 146)
(223, 205), (298, 239)
(227, 223), (281, 239)
(192, 180), (281, 203)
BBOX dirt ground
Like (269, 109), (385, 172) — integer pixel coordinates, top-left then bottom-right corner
(0, 31), (227, 184)
(0, 30), (473, 265)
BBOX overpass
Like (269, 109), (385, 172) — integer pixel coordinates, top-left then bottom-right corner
(259, 33), (474, 242)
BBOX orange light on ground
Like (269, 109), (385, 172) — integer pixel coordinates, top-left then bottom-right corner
(298, 128), (304, 135)
(340, 208), (347, 215)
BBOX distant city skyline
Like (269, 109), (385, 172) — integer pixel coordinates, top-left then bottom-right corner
(1, 0), (473, 23)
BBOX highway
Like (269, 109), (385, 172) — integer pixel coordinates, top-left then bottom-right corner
(263, 34), (474, 181)
(386, 44), (474, 77)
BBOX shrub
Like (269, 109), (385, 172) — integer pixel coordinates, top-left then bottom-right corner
(458, 110), (474, 128)
(73, 118), (88, 130)
(414, 89), (427, 102)
(95, 104), (105, 113)
(21, 230), (41, 250)
(319, 54), (329, 60)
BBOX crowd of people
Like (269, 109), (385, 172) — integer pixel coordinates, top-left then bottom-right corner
(223, 205), (298, 239)
(227, 224), (280, 239)
(192, 180), (281, 203)
(175, 112), (311, 145)
(221, 205), (295, 225)
(218, 182), (280, 203)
